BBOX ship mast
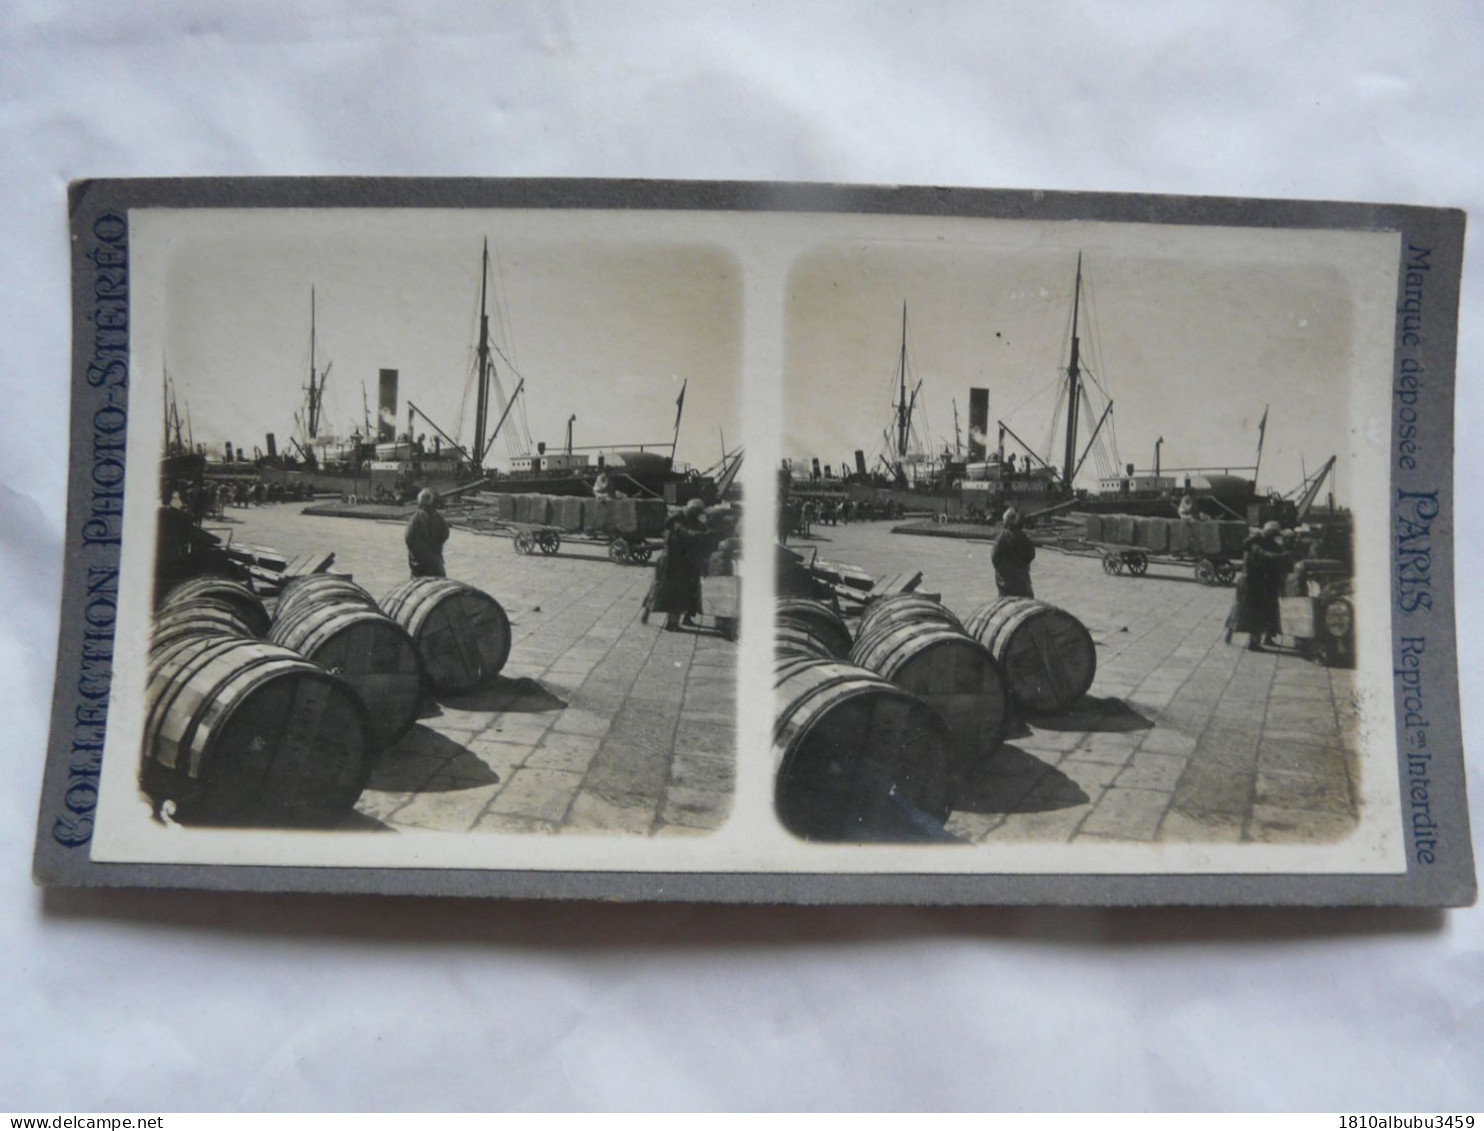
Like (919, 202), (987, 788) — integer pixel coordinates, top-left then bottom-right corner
(472, 239), (492, 473)
(307, 288), (321, 439)
(1061, 253), (1083, 489)
(896, 303), (910, 460)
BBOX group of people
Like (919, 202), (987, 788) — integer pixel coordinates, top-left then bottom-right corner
(405, 490), (742, 635)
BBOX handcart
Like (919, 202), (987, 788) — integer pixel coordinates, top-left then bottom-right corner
(1095, 543), (1237, 586)
(508, 523), (659, 565)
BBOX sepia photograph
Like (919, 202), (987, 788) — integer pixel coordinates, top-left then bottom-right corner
(773, 221), (1398, 851)
(101, 206), (744, 851)
(40, 180), (1471, 902)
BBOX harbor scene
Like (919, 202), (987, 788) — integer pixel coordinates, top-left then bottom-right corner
(138, 215), (744, 838)
(772, 234), (1369, 846)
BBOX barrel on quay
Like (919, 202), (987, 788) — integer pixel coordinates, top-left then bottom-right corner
(160, 575), (271, 638)
(142, 635), (373, 827)
(775, 598), (853, 660)
(151, 603), (262, 649)
(274, 574), (379, 626)
(849, 621), (1011, 766)
(269, 597), (424, 747)
(857, 593), (962, 640)
(964, 597), (1097, 714)
(380, 578), (512, 694)
(774, 655), (952, 841)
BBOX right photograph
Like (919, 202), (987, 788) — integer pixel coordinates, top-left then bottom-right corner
(775, 232), (1368, 846)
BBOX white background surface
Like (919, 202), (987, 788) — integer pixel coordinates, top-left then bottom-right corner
(2, 1), (1481, 1113)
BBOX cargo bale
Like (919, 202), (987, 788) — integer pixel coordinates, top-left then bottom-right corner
(1194, 521), (1224, 556)
(1168, 520), (1191, 554)
(618, 498), (667, 536)
(1084, 514), (1103, 542)
(494, 494), (516, 522)
(584, 497), (614, 534)
(1219, 521), (1249, 554)
(553, 496), (584, 532)
(1139, 518), (1170, 553)
(1114, 515), (1137, 546)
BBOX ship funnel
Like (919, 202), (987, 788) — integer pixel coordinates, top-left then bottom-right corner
(968, 387), (989, 461)
(377, 369), (398, 443)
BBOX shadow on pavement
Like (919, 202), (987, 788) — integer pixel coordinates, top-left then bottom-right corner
(438, 677), (568, 715)
(952, 745), (1088, 815)
(1029, 695), (1152, 733)
(368, 726), (501, 792)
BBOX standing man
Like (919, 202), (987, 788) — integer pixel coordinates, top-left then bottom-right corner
(991, 507), (1036, 598)
(405, 488), (450, 577)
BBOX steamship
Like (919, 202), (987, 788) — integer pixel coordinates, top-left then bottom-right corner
(254, 245), (728, 505)
(791, 255), (1268, 524)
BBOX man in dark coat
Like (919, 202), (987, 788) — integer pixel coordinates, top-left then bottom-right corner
(991, 507), (1036, 598)
(405, 488), (450, 577)
(648, 498), (709, 631)
(1232, 520), (1290, 651)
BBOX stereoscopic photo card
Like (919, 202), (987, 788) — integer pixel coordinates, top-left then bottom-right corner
(33, 179), (1475, 905)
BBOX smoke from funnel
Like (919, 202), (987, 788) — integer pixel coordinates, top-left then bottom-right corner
(377, 369), (397, 443)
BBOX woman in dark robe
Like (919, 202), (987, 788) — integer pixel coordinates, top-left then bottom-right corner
(646, 499), (709, 630)
(1230, 521), (1290, 651)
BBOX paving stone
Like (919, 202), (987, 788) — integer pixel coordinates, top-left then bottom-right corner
(1115, 751), (1188, 792)
(669, 750), (736, 792)
(472, 811), (559, 835)
(462, 736), (534, 780)
(1078, 787), (1170, 841)
(484, 768), (585, 823)
(1247, 804), (1360, 844)
(1138, 729), (1200, 757)
(564, 789), (658, 835)
(660, 785), (732, 830)
(524, 732), (604, 774)
(391, 784), (505, 832)
(550, 708), (616, 739)
(1253, 769), (1354, 815)
(354, 790), (414, 822)
(1158, 809), (1245, 842)
(983, 805), (1093, 842)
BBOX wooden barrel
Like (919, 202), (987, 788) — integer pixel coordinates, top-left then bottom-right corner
(274, 574), (377, 627)
(963, 598), (1097, 714)
(776, 624), (839, 662)
(269, 599), (424, 746)
(851, 598), (964, 661)
(141, 635), (372, 826)
(849, 621), (1011, 767)
(152, 602), (261, 649)
(380, 578), (512, 693)
(776, 599), (853, 660)
(856, 593), (962, 644)
(774, 655), (952, 841)
(160, 576), (270, 637)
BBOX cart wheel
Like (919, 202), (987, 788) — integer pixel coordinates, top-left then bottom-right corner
(1215, 560), (1236, 586)
(1195, 559), (1216, 585)
(631, 543), (653, 564)
(537, 531), (560, 554)
(608, 538), (631, 564)
(1126, 552), (1148, 577)
(514, 532), (535, 555)
(1101, 552), (1121, 576)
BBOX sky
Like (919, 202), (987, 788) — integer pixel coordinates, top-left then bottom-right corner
(154, 210), (743, 473)
(782, 224), (1398, 505)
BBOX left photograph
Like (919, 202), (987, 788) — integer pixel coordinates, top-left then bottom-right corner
(135, 213), (742, 838)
